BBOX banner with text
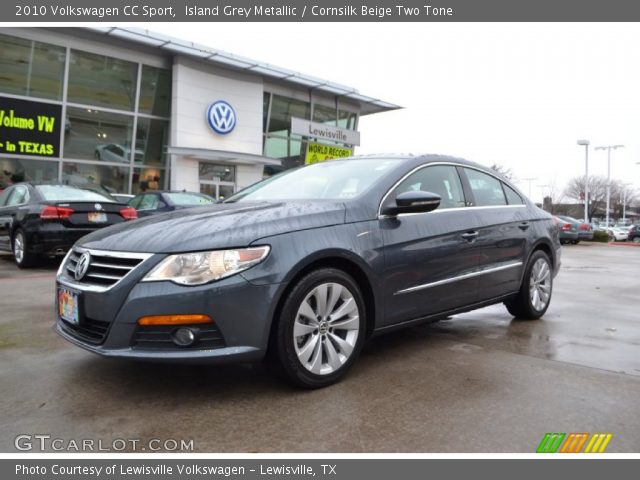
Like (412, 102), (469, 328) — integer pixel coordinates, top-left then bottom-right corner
(0, 96), (62, 158)
(305, 142), (353, 164)
(4, 0), (640, 22)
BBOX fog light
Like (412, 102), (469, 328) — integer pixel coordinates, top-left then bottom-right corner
(172, 328), (197, 347)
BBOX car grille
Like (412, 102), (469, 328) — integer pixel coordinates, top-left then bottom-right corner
(132, 324), (226, 351)
(64, 248), (150, 289)
(59, 316), (110, 345)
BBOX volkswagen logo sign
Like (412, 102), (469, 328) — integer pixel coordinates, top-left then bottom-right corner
(207, 100), (237, 135)
(94, 203), (102, 211)
(74, 252), (91, 281)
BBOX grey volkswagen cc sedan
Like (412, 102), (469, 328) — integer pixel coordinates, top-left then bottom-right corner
(55, 155), (560, 388)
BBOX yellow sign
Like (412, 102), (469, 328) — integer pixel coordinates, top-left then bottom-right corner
(305, 142), (353, 164)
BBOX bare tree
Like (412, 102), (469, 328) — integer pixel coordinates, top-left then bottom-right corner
(611, 183), (638, 219)
(564, 175), (609, 220)
(490, 163), (516, 181)
(541, 180), (565, 214)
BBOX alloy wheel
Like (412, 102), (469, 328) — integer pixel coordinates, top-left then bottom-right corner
(529, 258), (551, 311)
(13, 233), (24, 264)
(293, 282), (360, 375)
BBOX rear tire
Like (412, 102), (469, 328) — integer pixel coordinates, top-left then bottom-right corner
(633, 237), (640, 244)
(12, 229), (36, 268)
(269, 268), (366, 389)
(505, 250), (552, 320)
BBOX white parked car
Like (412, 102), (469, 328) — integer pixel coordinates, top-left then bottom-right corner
(607, 227), (628, 241)
(94, 144), (143, 163)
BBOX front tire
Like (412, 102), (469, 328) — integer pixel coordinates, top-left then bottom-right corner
(12, 229), (36, 268)
(505, 250), (553, 320)
(270, 268), (366, 388)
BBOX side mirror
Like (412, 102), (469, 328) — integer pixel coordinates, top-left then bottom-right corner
(382, 190), (441, 216)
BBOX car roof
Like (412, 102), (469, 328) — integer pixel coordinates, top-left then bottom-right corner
(334, 153), (510, 175)
(339, 153), (481, 165)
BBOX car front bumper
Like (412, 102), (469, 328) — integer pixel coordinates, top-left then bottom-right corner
(54, 272), (282, 364)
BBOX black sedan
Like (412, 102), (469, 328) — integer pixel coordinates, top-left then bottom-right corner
(55, 155), (561, 388)
(129, 191), (215, 217)
(0, 183), (138, 268)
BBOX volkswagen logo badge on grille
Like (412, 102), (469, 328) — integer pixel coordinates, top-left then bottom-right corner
(94, 203), (102, 211)
(75, 252), (91, 281)
(207, 100), (237, 135)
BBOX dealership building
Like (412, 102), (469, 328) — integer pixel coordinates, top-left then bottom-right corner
(0, 27), (398, 199)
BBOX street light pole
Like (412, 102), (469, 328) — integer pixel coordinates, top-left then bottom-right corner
(522, 177), (538, 200)
(595, 144), (624, 227)
(621, 182), (632, 223)
(577, 140), (590, 223)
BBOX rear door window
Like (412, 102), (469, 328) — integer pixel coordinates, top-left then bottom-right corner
(6, 185), (29, 206)
(138, 194), (160, 210)
(129, 196), (143, 209)
(503, 183), (524, 205)
(165, 192), (215, 206)
(464, 168), (507, 206)
(0, 187), (14, 207)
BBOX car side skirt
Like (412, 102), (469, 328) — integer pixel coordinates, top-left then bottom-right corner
(371, 292), (519, 336)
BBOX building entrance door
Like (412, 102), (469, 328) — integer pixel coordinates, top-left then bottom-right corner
(199, 163), (236, 200)
(199, 181), (235, 201)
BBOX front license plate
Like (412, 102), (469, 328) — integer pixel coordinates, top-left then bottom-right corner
(88, 212), (107, 223)
(58, 287), (79, 325)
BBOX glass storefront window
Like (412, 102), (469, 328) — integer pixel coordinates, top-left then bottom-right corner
(313, 104), (337, 125)
(67, 50), (137, 111)
(262, 92), (270, 133)
(338, 110), (358, 130)
(199, 164), (236, 183)
(264, 136), (287, 160)
(268, 95), (310, 136)
(138, 66), (171, 117)
(136, 118), (168, 166)
(62, 162), (129, 194)
(264, 136), (305, 169)
(0, 158), (58, 189)
(133, 167), (165, 194)
(0, 33), (65, 100)
(64, 107), (133, 162)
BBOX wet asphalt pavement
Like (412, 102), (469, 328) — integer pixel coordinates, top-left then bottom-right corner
(0, 243), (638, 453)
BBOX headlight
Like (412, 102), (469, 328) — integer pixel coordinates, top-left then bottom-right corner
(143, 246), (270, 286)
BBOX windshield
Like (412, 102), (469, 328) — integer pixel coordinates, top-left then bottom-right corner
(228, 159), (399, 202)
(36, 185), (116, 203)
(165, 192), (215, 206)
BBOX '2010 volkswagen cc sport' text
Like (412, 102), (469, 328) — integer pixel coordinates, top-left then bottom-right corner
(55, 155), (561, 388)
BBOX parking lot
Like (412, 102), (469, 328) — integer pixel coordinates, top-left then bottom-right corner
(0, 243), (639, 452)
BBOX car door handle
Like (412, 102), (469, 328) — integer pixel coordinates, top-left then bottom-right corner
(518, 222), (531, 231)
(461, 231), (479, 241)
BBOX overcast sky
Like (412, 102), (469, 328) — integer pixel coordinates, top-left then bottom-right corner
(148, 22), (640, 203)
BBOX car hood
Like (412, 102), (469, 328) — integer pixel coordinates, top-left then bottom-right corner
(78, 201), (346, 253)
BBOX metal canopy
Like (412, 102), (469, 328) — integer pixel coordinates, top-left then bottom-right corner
(83, 27), (401, 115)
(166, 146), (282, 166)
